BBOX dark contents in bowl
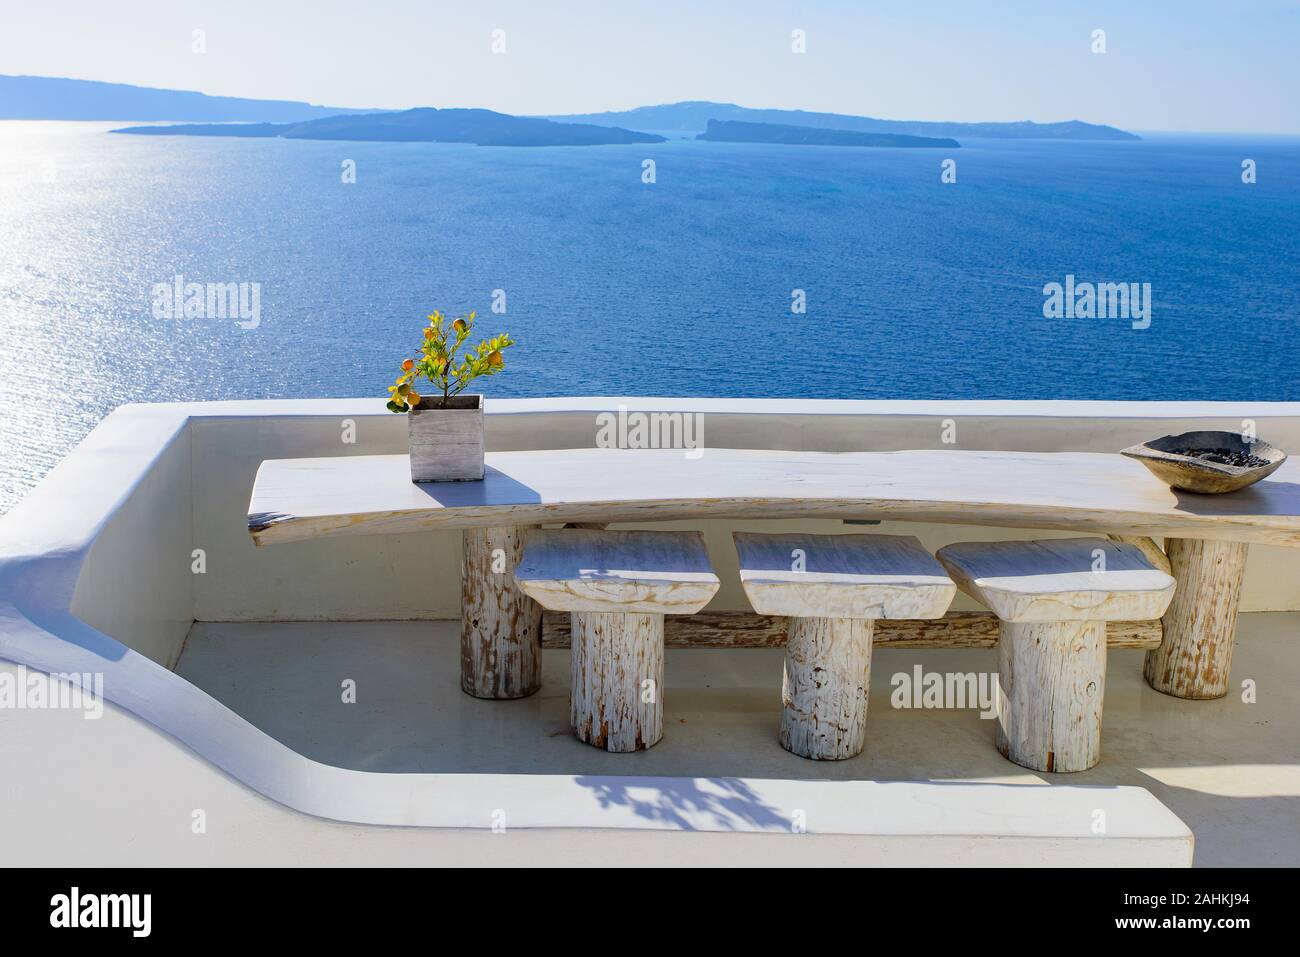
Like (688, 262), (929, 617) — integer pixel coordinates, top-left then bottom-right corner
(1168, 447), (1272, 469)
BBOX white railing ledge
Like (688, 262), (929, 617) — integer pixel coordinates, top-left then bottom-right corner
(117, 396), (1300, 419)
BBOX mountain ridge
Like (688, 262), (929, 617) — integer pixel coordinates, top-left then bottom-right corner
(698, 119), (959, 148)
(112, 107), (666, 147)
(4, 76), (1139, 140)
(547, 100), (1140, 141)
(0, 74), (374, 122)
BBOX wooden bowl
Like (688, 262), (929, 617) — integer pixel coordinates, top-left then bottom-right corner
(1121, 430), (1287, 494)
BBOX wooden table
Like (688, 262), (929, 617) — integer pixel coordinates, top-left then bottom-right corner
(248, 448), (1300, 700)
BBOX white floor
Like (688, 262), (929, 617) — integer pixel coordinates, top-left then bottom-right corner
(173, 612), (1300, 867)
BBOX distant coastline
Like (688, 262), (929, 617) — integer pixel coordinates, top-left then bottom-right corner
(549, 101), (1140, 142)
(0, 74), (372, 123)
(697, 118), (958, 148)
(3, 75), (1140, 143)
(112, 108), (665, 147)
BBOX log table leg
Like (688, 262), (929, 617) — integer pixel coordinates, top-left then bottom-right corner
(570, 611), (665, 752)
(779, 616), (874, 761)
(1144, 538), (1249, 700)
(997, 620), (1107, 773)
(461, 525), (543, 699)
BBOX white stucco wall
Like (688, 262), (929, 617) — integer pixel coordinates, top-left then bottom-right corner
(4, 398), (1297, 657)
(70, 422), (193, 667)
(0, 397), (1288, 847)
(180, 399), (1300, 622)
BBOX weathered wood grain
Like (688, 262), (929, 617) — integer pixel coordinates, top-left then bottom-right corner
(780, 616), (874, 761)
(514, 529), (719, 614)
(997, 619), (1107, 773)
(1121, 431), (1287, 494)
(939, 538), (1156, 773)
(937, 537), (1176, 623)
(732, 532), (956, 620)
(1144, 537), (1249, 700)
(513, 529), (717, 751)
(247, 448), (1300, 547)
(540, 609), (1162, 649)
(1107, 534), (1172, 574)
(460, 525), (542, 699)
(408, 394), (484, 482)
(733, 533), (954, 760)
(570, 611), (664, 752)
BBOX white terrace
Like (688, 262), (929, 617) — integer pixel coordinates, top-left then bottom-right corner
(1, 398), (1298, 866)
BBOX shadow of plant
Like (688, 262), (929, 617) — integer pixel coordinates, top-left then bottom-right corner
(575, 774), (790, 832)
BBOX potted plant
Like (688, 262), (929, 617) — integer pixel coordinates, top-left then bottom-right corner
(386, 310), (515, 482)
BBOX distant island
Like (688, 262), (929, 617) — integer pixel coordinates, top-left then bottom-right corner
(0, 74), (372, 122)
(549, 101), (1140, 141)
(6, 75), (1141, 144)
(112, 108), (666, 147)
(698, 119), (958, 148)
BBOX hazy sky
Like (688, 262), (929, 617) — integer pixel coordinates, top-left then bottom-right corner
(3, 0), (1299, 133)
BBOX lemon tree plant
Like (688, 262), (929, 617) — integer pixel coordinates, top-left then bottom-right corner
(391, 310), (516, 483)
(387, 310), (515, 412)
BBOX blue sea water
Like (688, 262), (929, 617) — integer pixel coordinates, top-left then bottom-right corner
(1, 121), (1298, 509)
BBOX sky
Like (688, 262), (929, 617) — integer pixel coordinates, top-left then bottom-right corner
(2, 0), (1299, 133)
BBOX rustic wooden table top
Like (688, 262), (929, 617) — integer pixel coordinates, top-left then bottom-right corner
(247, 448), (1300, 547)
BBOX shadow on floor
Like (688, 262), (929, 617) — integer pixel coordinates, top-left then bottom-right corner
(176, 613), (1300, 865)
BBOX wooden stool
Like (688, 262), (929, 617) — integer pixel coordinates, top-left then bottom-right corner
(937, 537), (1176, 773)
(733, 533), (957, 761)
(514, 529), (719, 752)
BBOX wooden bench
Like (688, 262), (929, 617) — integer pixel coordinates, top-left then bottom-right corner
(514, 529), (719, 752)
(249, 447), (1300, 703)
(937, 537), (1176, 773)
(733, 533), (957, 760)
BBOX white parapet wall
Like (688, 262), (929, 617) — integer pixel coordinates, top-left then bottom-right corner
(5, 396), (1297, 660)
(0, 397), (1293, 858)
(0, 658), (1193, 866)
(185, 398), (1300, 624)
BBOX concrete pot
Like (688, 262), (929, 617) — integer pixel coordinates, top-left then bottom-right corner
(408, 393), (484, 482)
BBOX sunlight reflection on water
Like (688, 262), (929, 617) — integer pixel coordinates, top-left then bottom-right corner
(2, 122), (1298, 511)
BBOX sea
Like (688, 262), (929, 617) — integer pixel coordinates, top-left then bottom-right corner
(1, 121), (1298, 511)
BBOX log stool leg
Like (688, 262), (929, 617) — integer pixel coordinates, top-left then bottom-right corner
(996, 620), (1106, 773)
(461, 525), (543, 699)
(570, 611), (664, 752)
(780, 616), (873, 761)
(1144, 538), (1248, 700)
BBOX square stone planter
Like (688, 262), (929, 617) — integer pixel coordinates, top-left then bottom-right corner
(408, 393), (484, 482)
